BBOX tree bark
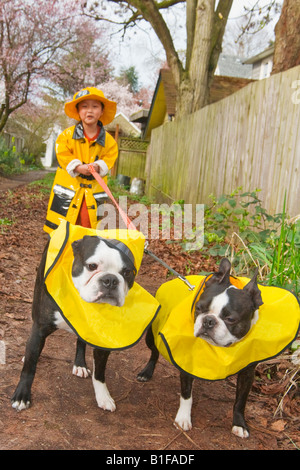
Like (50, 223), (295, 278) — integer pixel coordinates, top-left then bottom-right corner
(176, 0), (233, 117)
(272, 0), (300, 74)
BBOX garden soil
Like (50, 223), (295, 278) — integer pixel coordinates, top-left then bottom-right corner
(0, 171), (299, 451)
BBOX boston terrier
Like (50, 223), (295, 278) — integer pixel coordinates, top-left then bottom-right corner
(11, 236), (136, 413)
(137, 258), (263, 438)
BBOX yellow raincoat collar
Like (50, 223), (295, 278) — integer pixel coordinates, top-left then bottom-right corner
(153, 275), (300, 381)
(44, 221), (160, 350)
(72, 121), (106, 147)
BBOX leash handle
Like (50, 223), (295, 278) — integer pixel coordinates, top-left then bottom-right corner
(87, 164), (137, 231)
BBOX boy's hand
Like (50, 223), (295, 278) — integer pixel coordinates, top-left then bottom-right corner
(91, 162), (100, 173)
(75, 164), (91, 176)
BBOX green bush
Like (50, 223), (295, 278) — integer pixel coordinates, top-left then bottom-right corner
(0, 137), (23, 175)
(203, 188), (299, 295)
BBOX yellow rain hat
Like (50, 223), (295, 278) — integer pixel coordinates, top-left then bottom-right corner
(153, 275), (300, 380)
(64, 87), (117, 125)
(44, 221), (159, 350)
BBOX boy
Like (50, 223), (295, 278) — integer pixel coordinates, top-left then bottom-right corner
(44, 87), (118, 233)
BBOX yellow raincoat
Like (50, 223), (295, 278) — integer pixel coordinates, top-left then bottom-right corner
(44, 122), (118, 234)
(153, 275), (300, 380)
(44, 220), (160, 350)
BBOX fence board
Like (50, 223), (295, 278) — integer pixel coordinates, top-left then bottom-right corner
(146, 66), (300, 217)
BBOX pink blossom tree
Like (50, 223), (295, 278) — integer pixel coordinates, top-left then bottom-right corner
(0, 0), (95, 133)
(99, 80), (141, 117)
(50, 20), (114, 99)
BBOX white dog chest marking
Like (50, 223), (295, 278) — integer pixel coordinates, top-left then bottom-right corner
(54, 311), (73, 333)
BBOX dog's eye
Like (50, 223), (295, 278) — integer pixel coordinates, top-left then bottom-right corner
(122, 268), (131, 278)
(222, 308), (237, 324)
(87, 263), (98, 271)
(223, 313), (236, 324)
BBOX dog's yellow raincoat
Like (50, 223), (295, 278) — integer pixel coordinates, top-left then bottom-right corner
(44, 220), (160, 350)
(153, 275), (300, 380)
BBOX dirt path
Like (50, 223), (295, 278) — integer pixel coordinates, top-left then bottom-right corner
(0, 173), (299, 451)
(0, 170), (52, 192)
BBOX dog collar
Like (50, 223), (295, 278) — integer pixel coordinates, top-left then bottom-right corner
(99, 237), (137, 275)
(153, 275), (300, 380)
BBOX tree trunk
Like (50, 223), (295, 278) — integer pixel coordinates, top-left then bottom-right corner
(176, 0), (214, 117)
(176, 0), (233, 118)
(272, 0), (300, 74)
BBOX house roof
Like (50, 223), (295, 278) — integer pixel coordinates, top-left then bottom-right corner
(130, 109), (149, 124)
(143, 68), (255, 139)
(244, 45), (275, 65)
(105, 112), (141, 137)
(216, 54), (253, 79)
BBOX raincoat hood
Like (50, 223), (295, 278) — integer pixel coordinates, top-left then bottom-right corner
(153, 275), (300, 380)
(64, 87), (117, 125)
(44, 221), (159, 350)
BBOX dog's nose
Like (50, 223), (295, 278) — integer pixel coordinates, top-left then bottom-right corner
(203, 315), (216, 329)
(100, 274), (119, 290)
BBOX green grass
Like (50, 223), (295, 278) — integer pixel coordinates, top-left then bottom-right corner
(28, 172), (55, 193)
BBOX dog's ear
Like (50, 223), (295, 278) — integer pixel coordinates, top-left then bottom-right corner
(72, 238), (83, 256)
(217, 258), (231, 283)
(243, 268), (263, 309)
(204, 258), (231, 288)
(71, 239), (85, 277)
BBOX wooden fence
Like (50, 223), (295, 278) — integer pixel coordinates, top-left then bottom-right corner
(145, 65), (300, 217)
(116, 137), (149, 180)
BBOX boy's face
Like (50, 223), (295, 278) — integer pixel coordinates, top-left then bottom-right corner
(77, 99), (104, 126)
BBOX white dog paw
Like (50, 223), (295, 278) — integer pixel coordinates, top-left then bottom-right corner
(232, 425), (250, 439)
(72, 365), (91, 378)
(11, 399), (30, 412)
(174, 417), (192, 432)
(93, 380), (116, 412)
(174, 396), (193, 431)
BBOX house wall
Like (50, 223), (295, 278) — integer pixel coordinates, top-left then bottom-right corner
(145, 65), (300, 217)
(252, 55), (274, 80)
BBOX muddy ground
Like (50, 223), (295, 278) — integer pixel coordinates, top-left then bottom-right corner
(0, 171), (299, 451)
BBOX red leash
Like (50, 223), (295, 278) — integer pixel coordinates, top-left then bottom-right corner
(88, 165), (137, 231)
(88, 166), (195, 289)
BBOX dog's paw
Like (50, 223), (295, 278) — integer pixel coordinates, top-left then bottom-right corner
(136, 371), (150, 382)
(136, 363), (155, 382)
(11, 384), (31, 412)
(174, 396), (192, 431)
(232, 425), (250, 439)
(93, 379), (116, 412)
(174, 416), (192, 432)
(11, 399), (31, 412)
(72, 365), (91, 378)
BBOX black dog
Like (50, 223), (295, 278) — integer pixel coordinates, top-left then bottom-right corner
(11, 236), (136, 412)
(138, 259), (263, 438)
